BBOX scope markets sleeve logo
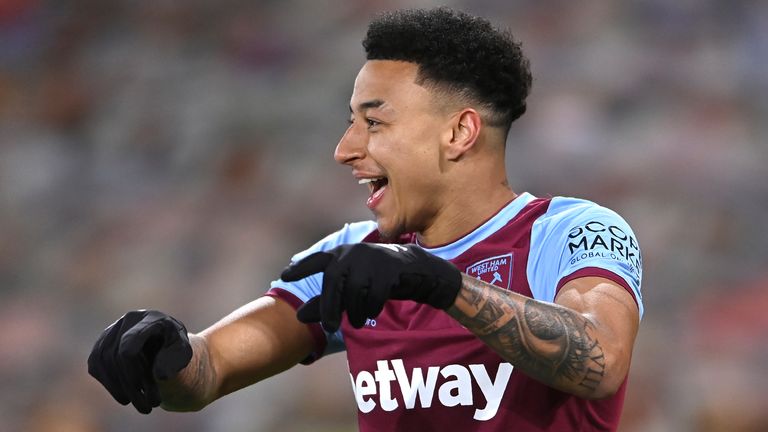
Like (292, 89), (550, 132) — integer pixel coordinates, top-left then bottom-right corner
(466, 253), (513, 290)
(566, 220), (642, 282)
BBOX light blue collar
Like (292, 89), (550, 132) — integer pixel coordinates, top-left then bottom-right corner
(418, 192), (536, 260)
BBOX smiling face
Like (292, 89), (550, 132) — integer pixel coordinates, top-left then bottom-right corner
(334, 60), (453, 239)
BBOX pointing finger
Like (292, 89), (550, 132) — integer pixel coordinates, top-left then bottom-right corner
(280, 252), (334, 282)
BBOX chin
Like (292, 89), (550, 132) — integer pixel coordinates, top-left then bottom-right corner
(375, 217), (406, 242)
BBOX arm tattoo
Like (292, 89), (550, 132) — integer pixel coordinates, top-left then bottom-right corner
(448, 275), (606, 394)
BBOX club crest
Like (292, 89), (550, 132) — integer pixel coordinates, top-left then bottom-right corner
(466, 253), (513, 290)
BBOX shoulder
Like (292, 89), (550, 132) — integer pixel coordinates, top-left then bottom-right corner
(321, 220), (380, 246)
(533, 196), (640, 260)
(290, 220), (378, 262)
(537, 196), (628, 227)
(532, 196), (638, 248)
(527, 195), (643, 315)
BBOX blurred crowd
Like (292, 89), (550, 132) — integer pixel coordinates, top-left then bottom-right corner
(0, 0), (766, 431)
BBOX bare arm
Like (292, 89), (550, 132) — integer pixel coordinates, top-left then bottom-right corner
(159, 296), (314, 411)
(447, 274), (638, 399)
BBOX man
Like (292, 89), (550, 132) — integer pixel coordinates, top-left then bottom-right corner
(88, 8), (643, 431)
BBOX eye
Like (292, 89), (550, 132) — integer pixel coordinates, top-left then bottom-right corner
(366, 118), (380, 128)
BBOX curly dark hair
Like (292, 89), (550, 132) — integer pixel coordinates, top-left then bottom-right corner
(363, 7), (532, 130)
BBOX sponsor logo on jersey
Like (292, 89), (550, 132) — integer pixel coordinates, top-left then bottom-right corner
(465, 254), (513, 290)
(349, 359), (513, 421)
(567, 220), (642, 281)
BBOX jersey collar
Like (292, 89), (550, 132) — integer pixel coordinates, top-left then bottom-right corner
(417, 192), (536, 260)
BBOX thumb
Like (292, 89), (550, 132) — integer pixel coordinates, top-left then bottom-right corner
(296, 296), (322, 324)
(152, 333), (193, 381)
(152, 321), (192, 380)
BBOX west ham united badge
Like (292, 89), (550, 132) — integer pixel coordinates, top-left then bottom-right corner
(466, 253), (513, 290)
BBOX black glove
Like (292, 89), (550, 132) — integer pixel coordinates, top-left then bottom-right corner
(280, 243), (462, 332)
(87, 310), (193, 414)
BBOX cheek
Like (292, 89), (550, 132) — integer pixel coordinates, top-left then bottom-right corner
(368, 127), (442, 188)
(392, 151), (441, 202)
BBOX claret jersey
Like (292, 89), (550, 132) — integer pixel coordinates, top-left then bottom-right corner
(267, 193), (643, 432)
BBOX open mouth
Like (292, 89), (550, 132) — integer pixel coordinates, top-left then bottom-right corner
(358, 177), (389, 209)
(358, 177), (389, 194)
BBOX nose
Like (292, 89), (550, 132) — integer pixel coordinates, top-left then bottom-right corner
(334, 123), (366, 165)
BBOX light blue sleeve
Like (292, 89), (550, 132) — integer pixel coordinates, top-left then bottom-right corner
(270, 220), (378, 355)
(528, 197), (644, 318)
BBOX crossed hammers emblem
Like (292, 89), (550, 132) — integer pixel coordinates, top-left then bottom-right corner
(476, 271), (503, 286)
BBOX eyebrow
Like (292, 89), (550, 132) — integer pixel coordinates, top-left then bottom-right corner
(350, 99), (386, 113)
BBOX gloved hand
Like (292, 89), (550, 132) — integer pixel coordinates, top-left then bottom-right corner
(281, 243), (462, 332)
(87, 310), (193, 414)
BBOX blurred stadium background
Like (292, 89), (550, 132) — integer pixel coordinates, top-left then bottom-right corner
(1, 0), (767, 431)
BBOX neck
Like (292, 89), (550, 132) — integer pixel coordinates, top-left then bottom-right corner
(417, 181), (517, 248)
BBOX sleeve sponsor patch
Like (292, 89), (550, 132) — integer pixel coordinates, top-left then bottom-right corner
(565, 220), (642, 284)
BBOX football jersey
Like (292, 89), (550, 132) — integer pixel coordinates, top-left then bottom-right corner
(266, 192), (643, 432)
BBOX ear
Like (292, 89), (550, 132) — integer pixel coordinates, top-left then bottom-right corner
(444, 109), (482, 161)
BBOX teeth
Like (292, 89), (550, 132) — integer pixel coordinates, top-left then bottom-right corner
(358, 178), (382, 184)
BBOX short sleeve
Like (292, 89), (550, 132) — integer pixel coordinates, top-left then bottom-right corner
(528, 197), (644, 318)
(266, 220), (378, 363)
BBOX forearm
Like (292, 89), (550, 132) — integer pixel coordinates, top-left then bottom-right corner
(158, 334), (219, 412)
(446, 274), (611, 399)
(158, 297), (314, 411)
